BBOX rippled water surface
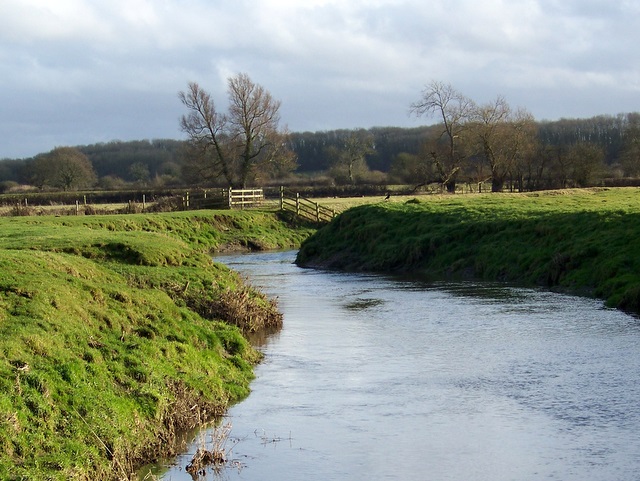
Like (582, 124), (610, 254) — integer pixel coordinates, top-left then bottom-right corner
(150, 250), (640, 481)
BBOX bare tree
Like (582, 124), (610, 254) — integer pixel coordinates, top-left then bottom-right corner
(410, 81), (476, 192)
(471, 97), (537, 192)
(179, 82), (232, 185)
(508, 109), (538, 191)
(472, 95), (511, 192)
(179, 74), (295, 188)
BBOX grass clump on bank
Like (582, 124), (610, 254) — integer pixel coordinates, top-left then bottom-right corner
(297, 188), (640, 313)
(0, 209), (313, 480)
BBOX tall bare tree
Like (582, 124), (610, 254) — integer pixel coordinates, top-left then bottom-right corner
(410, 81), (476, 192)
(179, 73), (295, 187)
(471, 97), (537, 192)
(179, 82), (231, 184)
(508, 109), (538, 191)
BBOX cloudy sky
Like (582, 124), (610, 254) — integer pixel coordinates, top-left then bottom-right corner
(1, 0), (639, 159)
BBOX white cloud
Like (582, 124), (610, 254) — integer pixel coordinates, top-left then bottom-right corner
(0, 0), (108, 42)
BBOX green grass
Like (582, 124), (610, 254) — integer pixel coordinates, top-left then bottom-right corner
(0, 209), (314, 480)
(297, 187), (640, 313)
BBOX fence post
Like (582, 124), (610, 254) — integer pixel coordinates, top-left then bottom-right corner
(142, 194), (146, 211)
(76, 200), (80, 215)
(185, 191), (190, 208)
(315, 202), (320, 222)
(296, 193), (300, 216)
(228, 187), (233, 209)
(280, 186), (284, 211)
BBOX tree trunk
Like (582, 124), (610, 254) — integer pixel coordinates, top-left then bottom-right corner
(491, 176), (504, 192)
(445, 180), (456, 193)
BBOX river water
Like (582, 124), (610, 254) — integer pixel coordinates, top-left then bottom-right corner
(148, 250), (640, 481)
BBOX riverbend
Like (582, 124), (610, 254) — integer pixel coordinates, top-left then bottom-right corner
(150, 250), (640, 481)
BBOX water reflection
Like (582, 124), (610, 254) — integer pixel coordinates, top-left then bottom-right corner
(149, 250), (640, 481)
(344, 298), (385, 310)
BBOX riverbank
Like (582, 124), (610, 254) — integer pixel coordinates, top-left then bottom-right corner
(296, 187), (640, 314)
(0, 209), (314, 480)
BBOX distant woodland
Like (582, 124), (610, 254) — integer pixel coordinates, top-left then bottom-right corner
(1, 112), (640, 194)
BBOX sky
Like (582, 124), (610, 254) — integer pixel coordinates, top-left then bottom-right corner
(1, 0), (639, 159)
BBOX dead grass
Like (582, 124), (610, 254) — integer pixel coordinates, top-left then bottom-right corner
(186, 422), (240, 476)
(180, 283), (284, 333)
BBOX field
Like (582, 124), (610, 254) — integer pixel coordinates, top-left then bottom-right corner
(298, 187), (640, 313)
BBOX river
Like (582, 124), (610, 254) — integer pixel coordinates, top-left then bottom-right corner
(147, 250), (640, 481)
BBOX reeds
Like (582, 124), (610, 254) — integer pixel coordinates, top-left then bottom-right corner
(186, 422), (240, 475)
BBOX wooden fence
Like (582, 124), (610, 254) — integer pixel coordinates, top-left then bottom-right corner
(228, 188), (264, 209)
(183, 188), (264, 210)
(280, 187), (336, 223)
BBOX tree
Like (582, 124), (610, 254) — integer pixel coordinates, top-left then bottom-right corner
(567, 143), (606, 187)
(471, 96), (511, 192)
(80, 139), (183, 181)
(545, 145), (572, 189)
(471, 97), (537, 192)
(389, 152), (429, 184)
(328, 129), (375, 184)
(129, 162), (150, 184)
(410, 81), (476, 192)
(512, 142), (548, 192)
(29, 147), (96, 191)
(620, 113), (640, 176)
(179, 73), (296, 188)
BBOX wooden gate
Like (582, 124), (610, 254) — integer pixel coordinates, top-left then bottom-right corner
(279, 187), (336, 223)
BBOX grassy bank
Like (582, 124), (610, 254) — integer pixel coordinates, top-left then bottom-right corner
(0, 209), (314, 480)
(297, 188), (640, 313)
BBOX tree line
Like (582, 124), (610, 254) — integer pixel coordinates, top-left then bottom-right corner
(1, 75), (639, 193)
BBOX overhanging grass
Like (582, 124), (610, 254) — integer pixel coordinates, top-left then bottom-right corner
(297, 188), (640, 313)
(0, 209), (314, 480)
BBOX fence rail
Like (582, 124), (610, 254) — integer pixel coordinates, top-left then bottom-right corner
(280, 187), (336, 223)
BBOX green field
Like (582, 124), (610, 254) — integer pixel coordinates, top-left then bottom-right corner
(298, 187), (640, 313)
(0, 209), (313, 480)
